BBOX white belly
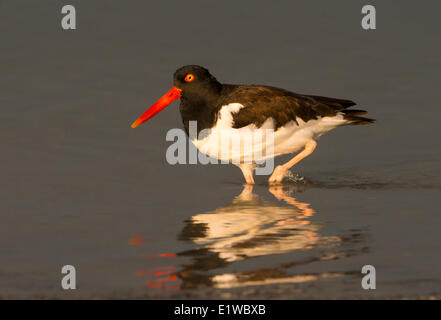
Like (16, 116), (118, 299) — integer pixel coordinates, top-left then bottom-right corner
(191, 103), (346, 163)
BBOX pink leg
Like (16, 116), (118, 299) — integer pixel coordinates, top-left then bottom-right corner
(237, 164), (255, 185)
(268, 140), (317, 185)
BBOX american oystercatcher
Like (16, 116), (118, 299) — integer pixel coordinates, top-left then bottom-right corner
(131, 65), (374, 184)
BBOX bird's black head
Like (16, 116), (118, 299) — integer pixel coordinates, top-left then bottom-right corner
(131, 65), (221, 129)
(173, 65), (222, 101)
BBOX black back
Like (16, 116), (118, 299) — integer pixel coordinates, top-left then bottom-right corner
(173, 65), (374, 135)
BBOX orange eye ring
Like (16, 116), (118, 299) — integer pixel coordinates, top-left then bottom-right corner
(184, 74), (195, 82)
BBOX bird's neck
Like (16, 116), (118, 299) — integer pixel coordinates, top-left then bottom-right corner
(179, 84), (223, 136)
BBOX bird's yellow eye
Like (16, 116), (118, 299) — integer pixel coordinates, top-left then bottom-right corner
(184, 74), (195, 82)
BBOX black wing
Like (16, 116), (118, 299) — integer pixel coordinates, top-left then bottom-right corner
(219, 85), (373, 129)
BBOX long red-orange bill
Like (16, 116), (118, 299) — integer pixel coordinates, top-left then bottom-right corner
(131, 86), (182, 128)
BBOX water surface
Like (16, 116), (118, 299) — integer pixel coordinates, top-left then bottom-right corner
(1, 0), (440, 299)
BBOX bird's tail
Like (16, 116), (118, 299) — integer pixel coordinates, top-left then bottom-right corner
(306, 95), (375, 125)
(341, 109), (375, 125)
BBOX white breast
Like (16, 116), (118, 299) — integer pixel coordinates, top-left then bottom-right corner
(191, 103), (346, 162)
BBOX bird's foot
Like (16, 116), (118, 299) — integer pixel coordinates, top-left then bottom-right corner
(268, 165), (288, 185)
(244, 172), (255, 185)
(238, 163), (256, 185)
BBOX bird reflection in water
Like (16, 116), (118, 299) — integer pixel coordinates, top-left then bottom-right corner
(136, 185), (367, 290)
(180, 185), (321, 262)
(176, 185), (352, 289)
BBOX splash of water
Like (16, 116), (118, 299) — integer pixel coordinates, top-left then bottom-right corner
(284, 171), (307, 184)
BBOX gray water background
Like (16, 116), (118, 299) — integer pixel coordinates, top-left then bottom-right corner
(0, 0), (440, 298)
